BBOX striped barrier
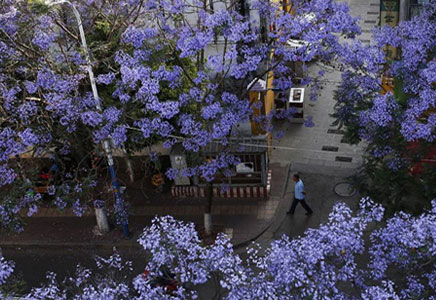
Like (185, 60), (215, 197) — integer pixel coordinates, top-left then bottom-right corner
(171, 185), (201, 198)
(171, 170), (273, 198)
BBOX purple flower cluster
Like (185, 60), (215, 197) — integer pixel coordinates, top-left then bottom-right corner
(336, 2), (436, 145)
(0, 253), (14, 299)
(111, 125), (127, 146)
(198, 154), (240, 182)
(122, 26), (157, 48)
(80, 111), (103, 127)
(3, 197), (436, 298)
(72, 199), (85, 217)
(18, 128), (39, 147)
(93, 199), (105, 208)
(96, 72), (116, 85)
(54, 197), (67, 210)
(0, 164), (16, 188)
(32, 30), (56, 51)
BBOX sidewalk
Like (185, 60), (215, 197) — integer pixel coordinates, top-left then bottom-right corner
(253, 163), (361, 252)
(0, 163), (290, 249)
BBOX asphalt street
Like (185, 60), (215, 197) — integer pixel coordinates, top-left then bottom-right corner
(2, 247), (146, 294)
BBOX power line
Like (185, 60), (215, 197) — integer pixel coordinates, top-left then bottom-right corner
(237, 142), (363, 156)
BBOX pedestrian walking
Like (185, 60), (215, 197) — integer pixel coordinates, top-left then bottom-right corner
(287, 174), (313, 215)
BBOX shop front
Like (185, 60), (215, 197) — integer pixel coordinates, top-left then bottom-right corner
(170, 136), (271, 198)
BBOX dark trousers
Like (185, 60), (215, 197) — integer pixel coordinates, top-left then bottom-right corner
(289, 197), (313, 214)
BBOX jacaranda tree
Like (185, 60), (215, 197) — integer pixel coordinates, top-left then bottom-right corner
(333, 1), (436, 214)
(1, 0), (362, 232)
(2, 198), (436, 299)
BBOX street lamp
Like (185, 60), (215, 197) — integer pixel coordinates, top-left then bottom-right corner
(45, 0), (130, 237)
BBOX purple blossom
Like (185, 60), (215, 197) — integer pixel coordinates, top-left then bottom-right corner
(360, 94), (399, 128)
(159, 101), (180, 119)
(193, 71), (207, 84)
(335, 2), (436, 148)
(32, 30), (55, 51)
(93, 199), (105, 209)
(177, 29), (213, 58)
(103, 107), (122, 123)
(150, 118), (174, 137)
(372, 146), (393, 158)
(3, 1), (429, 280)
(80, 111), (102, 127)
(18, 128), (39, 146)
(96, 72), (116, 85)
(163, 138), (176, 148)
(134, 119), (151, 138)
(36, 70), (56, 90)
(93, 124), (112, 143)
(24, 81), (38, 94)
(69, 51), (85, 65)
(165, 168), (179, 180)
(72, 199), (85, 217)
(54, 197), (67, 210)
(111, 126), (127, 146)
(220, 183), (230, 194)
(17, 101), (38, 124)
(179, 167), (198, 177)
(387, 157), (404, 171)
(201, 102), (222, 120)
(122, 26), (157, 48)
(149, 151), (158, 162)
(27, 204), (38, 217)
(0, 254), (14, 286)
(3, 196), (436, 298)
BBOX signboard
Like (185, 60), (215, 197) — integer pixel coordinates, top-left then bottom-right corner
(380, 0), (399, 59)
(382, 74), (395, 94)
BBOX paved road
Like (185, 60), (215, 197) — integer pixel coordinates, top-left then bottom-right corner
(3, 247), (223, 298)
(2, 247), (146, 293)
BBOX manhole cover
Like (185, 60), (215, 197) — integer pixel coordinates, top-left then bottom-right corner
(334, 182), (357, 197)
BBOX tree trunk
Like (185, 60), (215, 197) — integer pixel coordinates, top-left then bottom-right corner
(95, 207), (110, 233)
(204, 182), (213, 235)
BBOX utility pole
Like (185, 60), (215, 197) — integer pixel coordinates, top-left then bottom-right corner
(46, 0), (130, 237)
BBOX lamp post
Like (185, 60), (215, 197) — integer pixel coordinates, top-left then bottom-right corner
(46, 0), (130, 237)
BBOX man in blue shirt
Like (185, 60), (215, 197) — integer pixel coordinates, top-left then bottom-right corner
(287, 174), (313, 215)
